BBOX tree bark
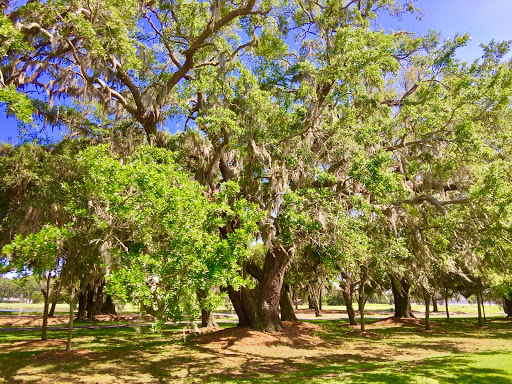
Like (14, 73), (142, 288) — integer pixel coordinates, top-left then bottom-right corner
(480, 292), (486, 320)
(100, 295), (117, 315)
(201, 309), (218, 328)
(77, 291), (87, 320)
(503, 294), (512, 317)
(432, 296), (439, 312)
(196, 289), (218, 328)
(476, 289), (483, 327)
(358, 281), (366, 332)
(342, 280), (358, 326)
(86, 283), (105, 319)
(41, 272), (51, 341)
(445, 289), (450, 321)
(280, 283), (298, 322)
(227, 246), (292, 332)
(49, 281), (62, 317)
(66, 287), (76, 352)
(391, 276), (414, 318)
(424, 289), (431, 331)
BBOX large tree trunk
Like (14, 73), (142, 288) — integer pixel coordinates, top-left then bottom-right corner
(342, 280), (358, 326)
(391, 276), (414, 318)
(227, 246), (292, 332)
(280, 283), (298, 322)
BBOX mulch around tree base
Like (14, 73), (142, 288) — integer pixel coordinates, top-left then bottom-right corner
(192, 321), (325, 347)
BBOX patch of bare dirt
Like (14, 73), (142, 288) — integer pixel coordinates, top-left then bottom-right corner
(35, 349), (98, 361)
(5, 340), (66, 352)
(0, 314), (151, 327)
(0, 316), (69, 327)
(193, 321), (324, 347)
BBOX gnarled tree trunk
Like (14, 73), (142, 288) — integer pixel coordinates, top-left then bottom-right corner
(391, 276), (414, 318)
(227, 246), (292, 332)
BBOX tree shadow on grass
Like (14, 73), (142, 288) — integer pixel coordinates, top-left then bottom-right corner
(1, 323), (512, 384)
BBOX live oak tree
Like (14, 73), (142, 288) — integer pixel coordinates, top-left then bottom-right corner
(3, 0), (512, 333)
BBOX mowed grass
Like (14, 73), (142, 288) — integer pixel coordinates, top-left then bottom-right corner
(0, 302), (139, 316)
(1, 302), (505, 318)
(0, 317), (511, 384)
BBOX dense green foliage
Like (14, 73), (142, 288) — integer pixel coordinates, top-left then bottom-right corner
(1, 0), (512, 333)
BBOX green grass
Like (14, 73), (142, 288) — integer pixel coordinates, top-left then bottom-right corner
(0, 317), (511, 383)
(0, 302), (139, 315)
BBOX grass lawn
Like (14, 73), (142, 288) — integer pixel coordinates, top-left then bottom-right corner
(0, 302), (139, 316)
(0, 317), (511, 383)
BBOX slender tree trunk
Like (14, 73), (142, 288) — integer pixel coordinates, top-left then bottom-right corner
(66, 287), (76, 352)
(424, 289), (431, 331)
(480, 292), (486, 320)
(197, 289), (219, 328)
(445, 289), (450, 321)
(432, 296), (439, 312)
(503, 294), (512, 317)
(358, 281), (366, 332)
(280, 283), (298, 321)
(319, 287), (322, 311)
(476, 290), (483, 327)
(342, 280), (358, 326)
(49, 282), (62, 317)
(391, 276), (414, 318)
(41, 272), (51, 341)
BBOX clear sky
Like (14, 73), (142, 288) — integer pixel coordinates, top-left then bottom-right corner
(1, 0), (511, 143)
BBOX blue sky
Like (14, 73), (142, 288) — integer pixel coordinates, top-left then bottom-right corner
(1, 0), (511, 143)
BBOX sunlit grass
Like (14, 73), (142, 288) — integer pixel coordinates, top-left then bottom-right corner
(0, 317), (511, 383)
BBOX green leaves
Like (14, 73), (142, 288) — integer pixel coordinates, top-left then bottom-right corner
(2, 225), (71, 276)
